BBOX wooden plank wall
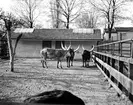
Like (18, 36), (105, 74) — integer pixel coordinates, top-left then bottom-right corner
(92, 51), (133, 101)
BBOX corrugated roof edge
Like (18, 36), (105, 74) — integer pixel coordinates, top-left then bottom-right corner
(12, 28), (101, 40)
(14, 28), (34, 33)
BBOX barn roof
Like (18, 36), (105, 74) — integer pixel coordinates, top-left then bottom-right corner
(104, 27), (133, 33)
(14, 28), (34, 33)
(12, 28), (101, 40)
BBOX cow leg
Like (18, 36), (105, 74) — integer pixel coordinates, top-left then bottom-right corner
(41, 60), (45, 68)
(88, 60), (90, 67)
(60, 61), (63, 69)
(66, 57), (68, 67)
(68, 58), (70, 68)
(57, 60), (59, 68)
(44, 60), (48, 68)
(66, 57), (70, 68)
(71, 60), (73, 66)
(71, 57), (73, 66)
(57, 60), (62, 68)
(43, 57), (48, 68)
(85, 61), (87, 67)
(82, 60), (85, 67)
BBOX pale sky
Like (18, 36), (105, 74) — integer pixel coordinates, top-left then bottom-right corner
(0, 0), (51, 28)
(0, 0), (133, 28)
(0, 0), (12, 12)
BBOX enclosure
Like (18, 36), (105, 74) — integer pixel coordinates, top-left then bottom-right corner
(93, 38), (133, 102)
(0, 58), (132, 105)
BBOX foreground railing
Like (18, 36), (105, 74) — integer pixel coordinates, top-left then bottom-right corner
(92, 39), (133, 102)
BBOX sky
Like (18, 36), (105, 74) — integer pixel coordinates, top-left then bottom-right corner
(0, 0), (133, 29)
(0, 0), (12, 12)
(0, 0), (51, 28)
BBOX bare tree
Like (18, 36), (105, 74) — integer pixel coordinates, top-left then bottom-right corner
(12, 0), (43, 28)
(75, 9), (99, 28)
(126, 1), (133, 25)
(89, 0), (127, 39)
(50, 0), (62, 28)
(0, 10), (24, 72)
(50, 0), (83, 29)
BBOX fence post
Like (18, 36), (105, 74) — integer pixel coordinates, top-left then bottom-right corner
(107, 57), (110, 77)
(118, 60), (123, 91)
(131, 41), (133, 58)
(128, 40), (133, 100)
(119, 42), (122, 57)
(128, 61), (133, 101)
(111, 44), (115, 55)
(110, 58), (115, 82)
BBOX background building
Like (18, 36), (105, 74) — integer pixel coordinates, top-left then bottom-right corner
(12, 28), (102, 59)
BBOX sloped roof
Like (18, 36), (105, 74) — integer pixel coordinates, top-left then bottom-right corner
(12, 28), (101, 40)
(115, 27), (133, 32)
(14, 28), (34, 33)
(105, 27), (133, 33)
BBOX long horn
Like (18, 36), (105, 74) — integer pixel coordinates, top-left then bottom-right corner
(90, 45), (94, 51)
(61, 42), (66, 50)
(67, 44), (71, 50)
(82, 45), (85, 50)
(65, 45), (67, 49)
(74, 45), (80, 52)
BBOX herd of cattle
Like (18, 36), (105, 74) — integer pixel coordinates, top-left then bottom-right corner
(40, 43), (94, 68)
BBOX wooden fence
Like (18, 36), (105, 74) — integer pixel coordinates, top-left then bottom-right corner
(92, 39), (133, 101)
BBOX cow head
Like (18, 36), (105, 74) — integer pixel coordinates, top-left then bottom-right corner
(61, 43), (80, 67)
(61, 42), (80, 52)
(82, 45), (94, 52)
(82, 45), (85, 51)
(90, 45), (94, 51)
(61, 42), (71, 51)
(74, 45), (80, 52)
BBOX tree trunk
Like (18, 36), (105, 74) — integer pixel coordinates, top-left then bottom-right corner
(109, 30), (111, 40)
(6, 30), (14, 72)
(30, 21), (33, 28)
(66, 19), (69, 29)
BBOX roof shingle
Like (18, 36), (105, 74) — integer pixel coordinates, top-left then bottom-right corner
(12, 28), (101, 40)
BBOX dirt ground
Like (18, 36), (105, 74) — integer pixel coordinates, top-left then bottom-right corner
(0, 58), (132, 105)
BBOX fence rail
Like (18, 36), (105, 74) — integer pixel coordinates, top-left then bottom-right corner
(97, 38), (133, 58)
(93, 39), (133, 101)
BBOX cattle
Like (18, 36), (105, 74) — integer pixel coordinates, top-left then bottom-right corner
(40, 45), (71, 68)
(82, 45), (94, 67)
(40, 43), (79, 68)
(24, 89), (85, 105)
(64, 46), (80, 68)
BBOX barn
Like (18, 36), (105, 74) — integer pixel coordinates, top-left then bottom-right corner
(103, 27), (133, 41)
(12, 28), (102, 59)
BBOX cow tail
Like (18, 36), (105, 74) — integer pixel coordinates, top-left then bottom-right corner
(40, 50), (43, 59)
(40, 50), (47, 61)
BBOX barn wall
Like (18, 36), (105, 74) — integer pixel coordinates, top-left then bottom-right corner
(104, 32), (133, 41)
(117, 32), (133, 40)
(12, 39), (98, 59)
(12, 39), (42, 57)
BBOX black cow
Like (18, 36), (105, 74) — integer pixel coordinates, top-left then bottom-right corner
(82, 50), (91, 67)
(66, 46), (79, 68)
(24, 89), (85, 105)
(82, 45), (94, 67)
